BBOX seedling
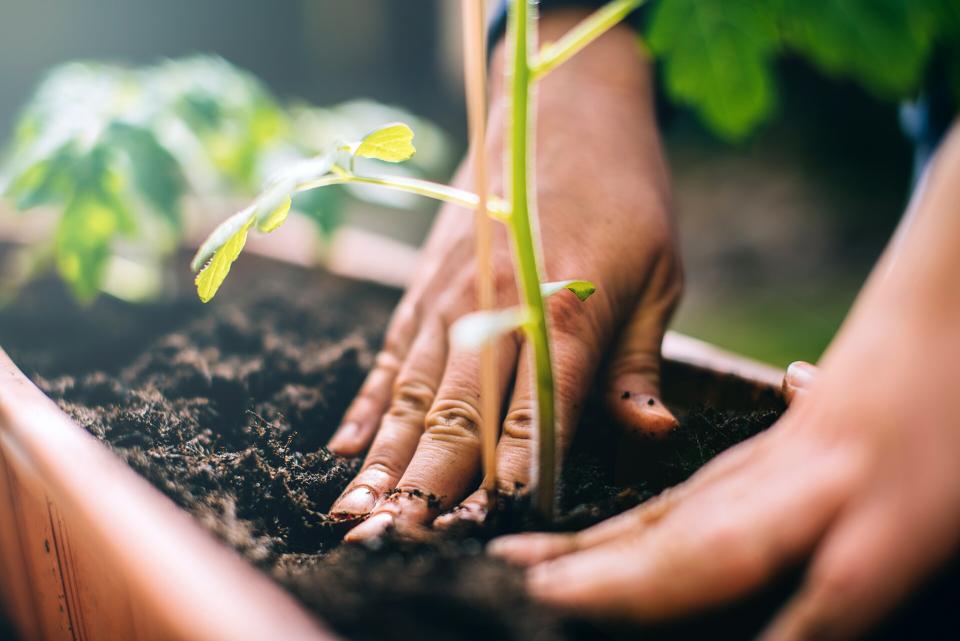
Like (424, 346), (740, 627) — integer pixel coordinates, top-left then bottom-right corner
(193, 0), (648, 519)
(0, 57), (448, 303)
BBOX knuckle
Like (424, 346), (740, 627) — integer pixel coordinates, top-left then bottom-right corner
(425, 399), (482, 442)
(374, 348), (402, 374)
(501, 407), (535, 442)
(388, 379), (435, 419)
(361, 456), (405, 482)
(644, 216), (673, 250)
(611, 350), (660, 381)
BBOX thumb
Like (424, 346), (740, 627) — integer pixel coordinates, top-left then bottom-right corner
(605, 270), (681, 437)
(781, 360), (818, 405)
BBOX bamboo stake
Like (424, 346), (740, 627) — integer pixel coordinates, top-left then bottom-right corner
(461, 0), (499, 502)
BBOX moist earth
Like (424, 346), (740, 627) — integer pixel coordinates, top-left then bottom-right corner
(1, 256), (954, 641)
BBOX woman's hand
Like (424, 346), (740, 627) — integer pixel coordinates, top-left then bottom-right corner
(489, 122), (960, 641)
(327, 10), (682, 540)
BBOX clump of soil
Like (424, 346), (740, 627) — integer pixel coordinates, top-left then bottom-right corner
(3, 256), (953, 641)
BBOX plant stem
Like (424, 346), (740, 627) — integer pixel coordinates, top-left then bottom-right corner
(531, 0), (646, 79)
(507, 0), (557, 520)
(297, 172), (510, 220)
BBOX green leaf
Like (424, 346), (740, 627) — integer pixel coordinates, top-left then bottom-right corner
(190, 207), (255, 272)
(541, 279), (597, 301)
(107, 123), (185, 225)
(776, 0), (933, 98)
(647, 0), (778, 140)
(3, 143), (77, 210)
(194, 216), (254, 303)
(54, 191), (124, 302)
(450, 307), (531, 351)
(257, 194), (291, 232)
(353, 123), (416, 163)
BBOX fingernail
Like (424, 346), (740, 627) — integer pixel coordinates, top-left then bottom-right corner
(345, 512), (394, 542)
(332, 486), (376, 516)
(786, 361), (816, 390)
(327, 422), (360, 453)
(435, 501), (486, 530)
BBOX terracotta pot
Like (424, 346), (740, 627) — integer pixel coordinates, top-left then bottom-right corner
(0, 256), (784, 641)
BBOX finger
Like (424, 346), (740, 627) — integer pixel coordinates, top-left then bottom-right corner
(328, 299), (421, 455)
(330, 320), (446, 517)
(435, 293), (604, 528)
(487, 412), (781, 555)
(345, 337), (518, 540)
(781, 361), (818, 406)
(488, 489), (680, 565)
(525, 437), (855, 621)
(759, 500), (944, 641)
(606, 255), (682, 436)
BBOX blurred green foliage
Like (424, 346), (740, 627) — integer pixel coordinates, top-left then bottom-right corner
(0, 57), (450, 303)
(647, 0), (960, 139)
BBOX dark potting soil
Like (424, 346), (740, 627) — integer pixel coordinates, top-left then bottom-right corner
(1, 256), (956, 641)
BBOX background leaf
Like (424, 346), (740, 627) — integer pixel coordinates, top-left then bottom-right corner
(776, 0), (933, 98)
(647, 0), (778, 140)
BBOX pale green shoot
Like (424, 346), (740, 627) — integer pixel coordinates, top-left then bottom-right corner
(450, 280), (596, 351)
(540, 279), (598, 301)
(192, 122), (507, 302)
(531, 0), (647, 79)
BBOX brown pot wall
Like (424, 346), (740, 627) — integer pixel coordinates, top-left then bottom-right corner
(0, 350), (337, 641)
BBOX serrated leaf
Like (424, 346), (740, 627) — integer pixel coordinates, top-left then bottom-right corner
(354, 123), (416, 163)
(195, 217), (254, 303)
(190, 207), (255, 272)
(450, 307), (531, 351)
(541, 279), (597, 301)
(647, 0), (777, 140)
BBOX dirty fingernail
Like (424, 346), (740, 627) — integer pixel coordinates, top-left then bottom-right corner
(345, 512), (394, 542)
(435, 502), (486, 530)
(332, 487), (376, 516)
(327, 422), (361, 453)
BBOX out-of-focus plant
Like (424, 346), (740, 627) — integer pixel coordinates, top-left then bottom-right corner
(645, 0), (960, 139)
(0, 57), (450, 303)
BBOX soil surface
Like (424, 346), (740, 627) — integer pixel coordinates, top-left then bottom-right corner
(1, 256), (956, 641)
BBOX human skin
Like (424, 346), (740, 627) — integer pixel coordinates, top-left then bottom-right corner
(490, 120), (960, 641)
(326, 9), (683, 539)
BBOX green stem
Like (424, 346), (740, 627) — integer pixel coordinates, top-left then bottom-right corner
(296, 171), (510, 220)
(531, 0), (645, 79)
(508, 0), (556, 520)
